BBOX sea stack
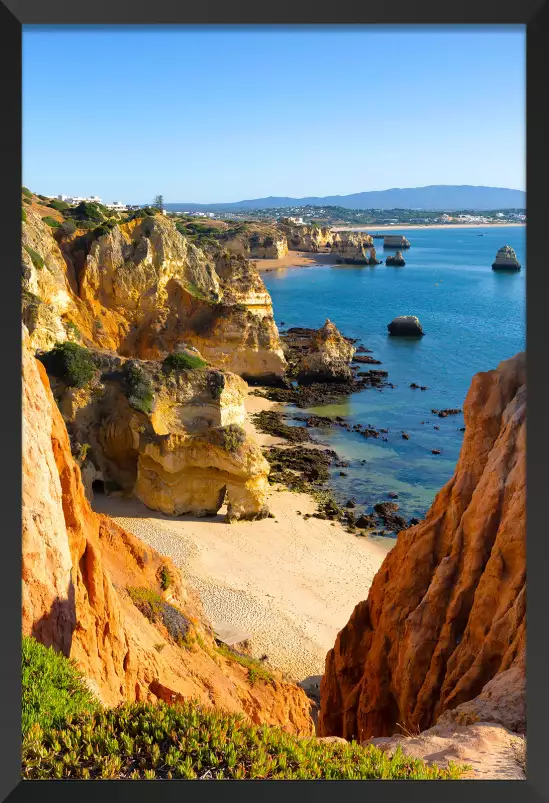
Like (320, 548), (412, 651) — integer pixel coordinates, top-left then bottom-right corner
(383, 235), (411, 249)
(387, 315), (424, 337)
(492, 245), (521, 271)
(386, 250), (406, 266)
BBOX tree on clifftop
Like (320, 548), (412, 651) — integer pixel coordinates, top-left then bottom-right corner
(153, 194), (164, 211)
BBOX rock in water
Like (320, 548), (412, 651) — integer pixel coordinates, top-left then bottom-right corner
(492, 245), (521, 271)
(387, 315), (424, 336)
(319, 352), (525, 741)
(385, 251), (406, 266)
(297, 319), (355, 382)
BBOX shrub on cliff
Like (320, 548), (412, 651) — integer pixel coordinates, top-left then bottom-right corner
(39, 342), (97, 388)
(67, 201), (108, 223)
(22, 206), (27, 222)
(22, 699), (466, 780)
(58, 219), (77, 237)
(22, 636), (99, 737)
(47, 199), (70, 213)
(209, 424), (247, 454)
(163, 351), (208, 372)
(123, 361), (154, 414)
(42, 216), (60, 228)
(24, 245), (45, 271)
(22, 186), (33, 198)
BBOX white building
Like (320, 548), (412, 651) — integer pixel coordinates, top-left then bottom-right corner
(105, 201), (128, 211)
(57, 194), (103, 205)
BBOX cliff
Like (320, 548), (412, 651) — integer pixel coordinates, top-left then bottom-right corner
(278, 221), (374, 255)
(319, 352), (525, 741)
(22, 209), (286, 382)
(43, 348), (270, 521)
(22, 326), (313, 731)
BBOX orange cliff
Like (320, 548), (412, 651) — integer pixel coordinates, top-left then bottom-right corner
(22, 326), (313, 733)
(319, 352), (526, 741)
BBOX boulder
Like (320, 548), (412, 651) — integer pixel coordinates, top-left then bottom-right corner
(385, 251), (406, 266)
(387, 315), (424, 336)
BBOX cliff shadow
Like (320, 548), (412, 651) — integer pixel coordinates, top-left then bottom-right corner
(30, 577), (76, 658)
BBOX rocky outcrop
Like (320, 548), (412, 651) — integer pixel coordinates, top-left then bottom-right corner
(22, 326), (313, 732)
(387, 315), (424, 336)
(386, 251), (405, 266)
(22, 211), (286, 382)
(492, 245), (521, 271)
(384, 235), (411, 249)
(45, 350), (270, 521)
(222, 226), (288, 260)
(297, 319), (355, 382)
(319, 352), (526, 742)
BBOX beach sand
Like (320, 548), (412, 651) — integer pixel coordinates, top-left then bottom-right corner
(94, 391), (394, 683)
(256, 251), (336, 272)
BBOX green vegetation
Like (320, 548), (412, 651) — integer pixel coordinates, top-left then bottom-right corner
(64, 319), (81, 340)
(23, 197), (32, 205)
(23, 245), (45, 270)
(210, 424), (247, 454)
(22, 698), (465, 780)
(47, 199), (70, 213)
(125, 206), (160, 222)
(92, 220), (117, 238)
(127, 587), (191, 648)
(22, 186), (33, 198)
(42, 216), (60, 228)
(163, 351), (208, 372)
(67, 201), (109, 223)
(39, 342), (97, 388)
(123, 361), (154, 415)
(207, 371), (225, 400)
(158, 565), (173, 591)
(58, 219), (77, 237)
(22, 207), (27, 222)
(22, 636), (99, 738)
(76, 442), (91, 465)
(215, 643), (273, 687)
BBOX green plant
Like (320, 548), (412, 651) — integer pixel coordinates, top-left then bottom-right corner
(153, 643), (165, 653)
(207, 371), (225, 400)
(76, 442), (91, 465)
(23, 197), (32, 205)
(94, 318), (103, 330)
(158, 565), (172, 591)
(39, 342), (97, 388)
(22, 636), (99, 737)
(22, 207), (27, 222)
(64, 320), (81, 340)
(127, 587), (191, 647)
(67, 201), (109, 223)
(123, 362), (154, 415)
(58, 219), (77, 237)
(163, 351), (208, 372)
(22, 186), (33, 198)
(47, 199), (70, 213)
(24, 245), (44, 270)
(42, 216), (60, 228)
(215, 643), (274, 686)
(22, 699), (467, 780)
(210, 424), (246, 454)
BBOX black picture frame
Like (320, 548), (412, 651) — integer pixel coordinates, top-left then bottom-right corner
(1, 3), (547, 802)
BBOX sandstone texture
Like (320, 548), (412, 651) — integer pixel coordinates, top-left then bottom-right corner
(298, 319), (355, 382)
(22, 211), (286, 382)
(319, 352), (526, 742)
(22, 326), (313, 732)
(47, 351), (270, 521)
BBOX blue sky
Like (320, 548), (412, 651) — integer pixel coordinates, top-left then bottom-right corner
(23, 26), (525, 204)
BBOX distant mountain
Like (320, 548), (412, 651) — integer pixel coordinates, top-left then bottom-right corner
(165, 185), (525, 213)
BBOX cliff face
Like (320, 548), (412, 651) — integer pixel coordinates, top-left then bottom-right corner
(22, 327), (313, 732)
(22, 212), (286, 381)
(319, 352), (526, 741)
(50, 353), (270, 521)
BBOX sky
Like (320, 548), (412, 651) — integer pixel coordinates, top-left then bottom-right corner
(22, 26), (526, 204)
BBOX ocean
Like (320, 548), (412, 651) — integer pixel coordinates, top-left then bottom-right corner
(262, 226), (526, 521)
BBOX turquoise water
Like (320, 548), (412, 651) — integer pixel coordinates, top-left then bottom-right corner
(263, 226), (526, 520)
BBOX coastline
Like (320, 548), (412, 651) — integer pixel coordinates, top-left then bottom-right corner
(331, 222), (526, 232)
(94, 389), (394, 684)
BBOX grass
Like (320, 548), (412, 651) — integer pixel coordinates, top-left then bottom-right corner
(215, 643), (274, 687)
(22, 699), (467, 780)
(63, 320), (82, 340)
(22, 206), (27, 222)
(209, 424), (247, 455)
(22, 637), (99, 738)
(24, 245), (45, 271)
(163, 351), (208, 372)
(38, 342), (97, 388)
(127, 587), (192, 648)
(158, 565), (173, 591)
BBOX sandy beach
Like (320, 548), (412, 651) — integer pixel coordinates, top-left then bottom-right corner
(256, 251), (336, 272)
(94, 391), (394, 683)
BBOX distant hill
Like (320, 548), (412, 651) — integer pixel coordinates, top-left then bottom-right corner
(165, 185), (525, 213)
